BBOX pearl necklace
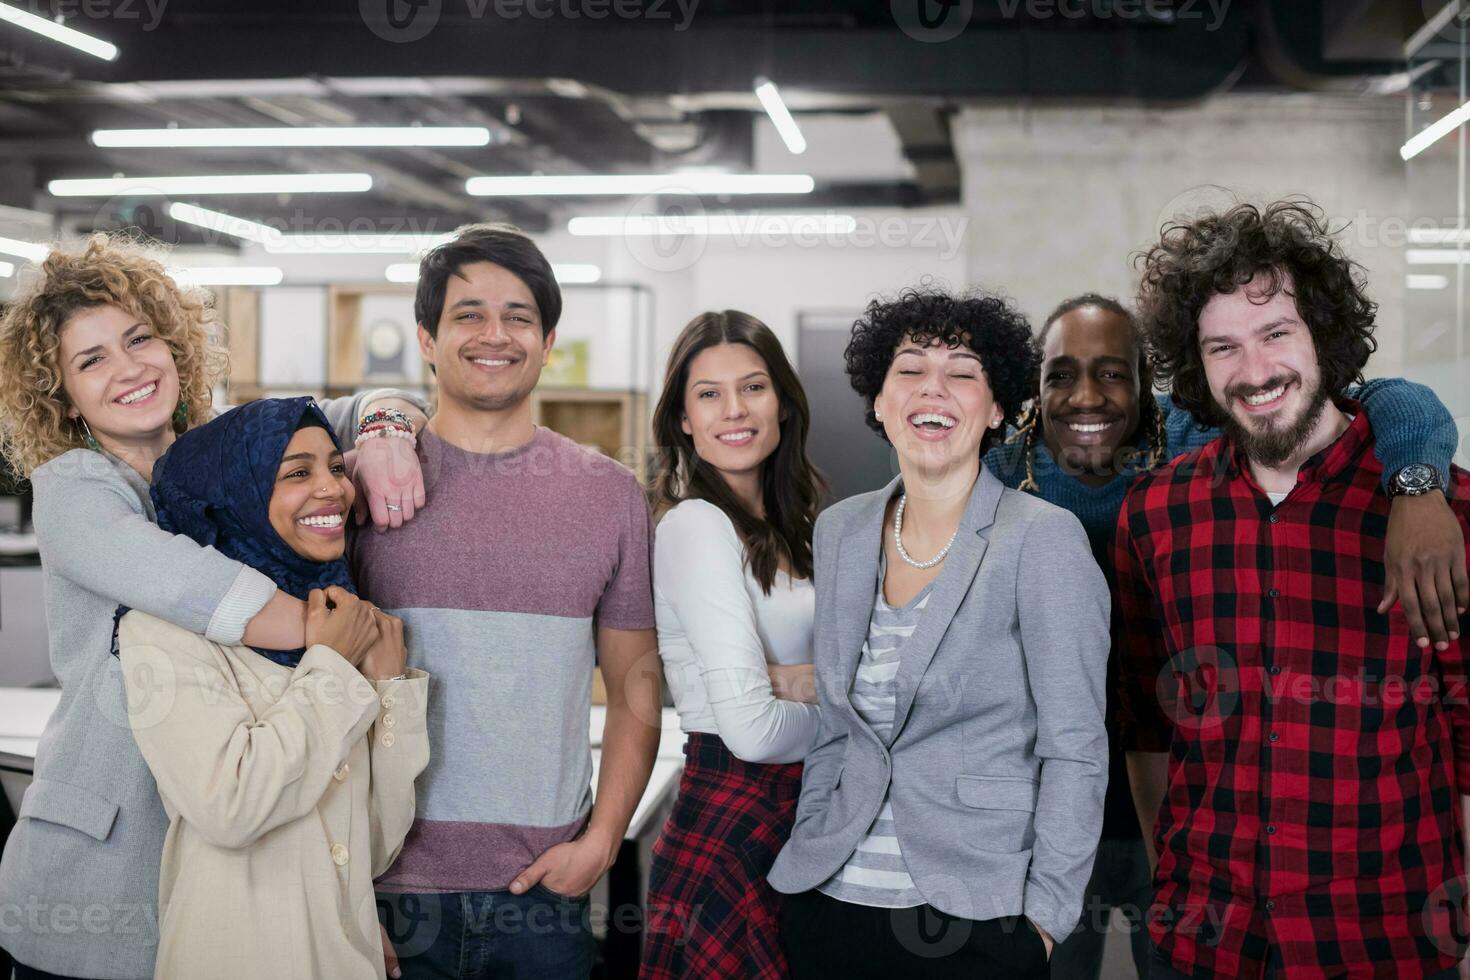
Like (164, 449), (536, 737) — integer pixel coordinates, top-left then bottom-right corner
(893, 493), (958, 569)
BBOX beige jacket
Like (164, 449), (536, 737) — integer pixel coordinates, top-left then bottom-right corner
(116, 610), (430, 980)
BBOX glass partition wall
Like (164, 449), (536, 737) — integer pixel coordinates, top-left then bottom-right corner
(1406, 2), (1470, 467)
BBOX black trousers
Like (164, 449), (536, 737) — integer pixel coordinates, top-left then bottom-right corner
(779, 889), (1051, 979)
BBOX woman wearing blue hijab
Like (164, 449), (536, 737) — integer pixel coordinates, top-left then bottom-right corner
(114, 397), (430, 980)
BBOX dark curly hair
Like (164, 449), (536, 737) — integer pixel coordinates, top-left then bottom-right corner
(1135, 199), (1377, 426)
(844, 286), (1041, 458)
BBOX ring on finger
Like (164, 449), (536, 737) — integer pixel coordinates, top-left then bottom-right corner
(386, 503), (403, 512)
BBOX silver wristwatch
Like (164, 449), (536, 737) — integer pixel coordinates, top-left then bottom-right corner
(1389, 463), (1444, 497)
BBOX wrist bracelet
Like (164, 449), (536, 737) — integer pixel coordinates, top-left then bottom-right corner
(358, 407), (415, 437)
(357, 425), (416, 446)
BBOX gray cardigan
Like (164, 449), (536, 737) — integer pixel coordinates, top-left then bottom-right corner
(767, 467), (1112, 941)
(0, 391), (401, 979)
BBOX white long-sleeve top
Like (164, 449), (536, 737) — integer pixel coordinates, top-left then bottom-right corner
(654, 498), (820, 763)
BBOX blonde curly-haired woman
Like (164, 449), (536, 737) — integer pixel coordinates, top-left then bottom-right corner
(0, 236), (425, 980)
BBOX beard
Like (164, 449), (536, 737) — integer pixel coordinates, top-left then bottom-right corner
(1219, 374), (1329, 468)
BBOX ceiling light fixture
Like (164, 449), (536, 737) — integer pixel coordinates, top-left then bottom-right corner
(753, 78), (807, 155)
(0, 235), (49, 262)
(386, 262), (600, 284)
(466, 174), (814, 197)
(168, 266), (285, 287)
(93, 126), (493, 148)
(1401, 98), (1470, 161)
(168, 202), (278, 244)
(48, 173), (373, 196)
(567, 213), (857, 237)
(1407, 249), (1470, 264)
(0, 2), (117, 60)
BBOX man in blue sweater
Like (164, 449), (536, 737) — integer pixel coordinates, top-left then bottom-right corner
(983, 293), (1464, 980)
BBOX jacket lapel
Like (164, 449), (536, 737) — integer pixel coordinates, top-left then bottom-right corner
(888, 466), (1003, 739)
(833, 478), (898, 723)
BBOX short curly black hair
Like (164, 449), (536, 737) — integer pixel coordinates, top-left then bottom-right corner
(844, 286), (1041, 457)
(1135, 199), (1377, 426)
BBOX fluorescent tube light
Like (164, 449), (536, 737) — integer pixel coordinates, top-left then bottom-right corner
(48, 173), (373, 196)
(265, 233), (453, 255)
(466, 174), (814, 197)
(93, 126), (493, 148)
(0, 236), (49, 262)
(1402, 98), (1470, 161)
(1407, 249), (1470, 264)
(1406, 274), (1451, 289)
(754, 78), (807, 155)
(0, 2), (117, 60)
(168, 266), (284, 287)
(567, 213), (857, 237)
(168, 203), (279, 244)
(386, 262), (600, 284)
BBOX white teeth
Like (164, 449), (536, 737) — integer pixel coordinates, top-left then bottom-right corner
(1245, 385), (1286, 406)
(117, 383), (156, 405)
(471, 357), (511, 367)
(1068, 421), (1113, 433)
(909, 412), (956, 428)
(297, 514), (343, 528)
(717, 430), (754, 443)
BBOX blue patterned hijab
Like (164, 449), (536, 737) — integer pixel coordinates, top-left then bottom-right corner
(114, 397), (356, 666)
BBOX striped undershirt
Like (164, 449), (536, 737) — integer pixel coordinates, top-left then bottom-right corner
(818, 556), (932, 909)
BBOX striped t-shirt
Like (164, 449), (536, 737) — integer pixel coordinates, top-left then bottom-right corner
(818, 558), (932, 909)
(349, 425), (654, 893)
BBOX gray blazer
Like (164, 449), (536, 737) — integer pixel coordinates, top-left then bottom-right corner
(0, 392), (397, 979)
(767, 466), (1111, 941)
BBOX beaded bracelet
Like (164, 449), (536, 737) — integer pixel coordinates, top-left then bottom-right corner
(358, 425), (416, 446)
(358, 407), (414, 436)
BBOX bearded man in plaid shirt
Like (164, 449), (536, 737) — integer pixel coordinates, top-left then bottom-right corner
(1117, 199), (1470, 980)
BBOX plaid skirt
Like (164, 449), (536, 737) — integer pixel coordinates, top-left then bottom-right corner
(640, 733), (805, 980)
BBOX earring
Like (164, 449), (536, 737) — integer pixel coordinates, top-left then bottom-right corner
(874, 410), (882, 421)
(172, 400), (189, 430)
(77, 417), (101, 452)
(990, 419), (1001, 429)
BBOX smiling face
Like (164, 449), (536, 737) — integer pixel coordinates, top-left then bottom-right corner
(57, 304), (182, 453)
(1039, 306), (1142, 483)
(417, 260), (555, 415)
(680, 342), (782, 488)
(267, 425), (355, 563)
(1198, 273), (1329, 467)
(873, 334), (1003, 474)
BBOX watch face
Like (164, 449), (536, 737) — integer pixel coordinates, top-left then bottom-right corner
(1397, 464), (1436, 491)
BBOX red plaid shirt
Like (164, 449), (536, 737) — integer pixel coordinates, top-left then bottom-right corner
(1116, 405), (1470, 979)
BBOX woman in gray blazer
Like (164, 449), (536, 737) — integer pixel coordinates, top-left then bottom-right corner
(768, 287), (1111, 979)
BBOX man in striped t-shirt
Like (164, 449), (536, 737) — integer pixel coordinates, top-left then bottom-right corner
(353, 224), (660, 979)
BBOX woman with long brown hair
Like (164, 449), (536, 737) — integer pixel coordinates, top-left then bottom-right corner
(640, 310), (826, 980)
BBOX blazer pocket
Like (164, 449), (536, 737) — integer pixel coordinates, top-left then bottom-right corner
(955, 775), (1037, 853)
(19, 777), (121, 842)
(794, 765), (843, 833)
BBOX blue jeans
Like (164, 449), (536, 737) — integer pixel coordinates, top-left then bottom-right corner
(378, 887), (594, 980)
